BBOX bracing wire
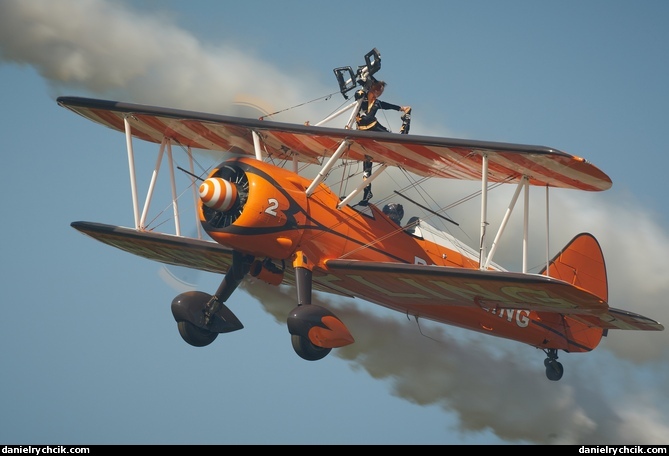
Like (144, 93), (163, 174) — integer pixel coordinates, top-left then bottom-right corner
(258, 91), (341, 120)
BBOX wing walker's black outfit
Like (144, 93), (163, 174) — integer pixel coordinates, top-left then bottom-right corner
(355, 89), (403, 204)
(355, 90), (402, 132)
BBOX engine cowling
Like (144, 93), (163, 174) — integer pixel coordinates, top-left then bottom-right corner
(198, 159), (307, 260)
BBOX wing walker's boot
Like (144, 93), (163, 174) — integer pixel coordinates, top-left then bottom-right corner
(360, 185), (373, 205)
(359, 159), (373, 206)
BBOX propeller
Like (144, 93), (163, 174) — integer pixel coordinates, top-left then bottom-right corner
(158, 97), (272, 291)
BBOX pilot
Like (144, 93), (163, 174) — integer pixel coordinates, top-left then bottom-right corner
(382, 203), (404, 226)
(355, 80), (411, 205)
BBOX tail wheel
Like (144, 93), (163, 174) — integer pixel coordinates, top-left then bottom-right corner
(543, 348), (564, 381)
(177, 320), (218, 347)
(291, 334), (331, 361)
(202, 164), (249, 229)
(545, 359), (564, 381)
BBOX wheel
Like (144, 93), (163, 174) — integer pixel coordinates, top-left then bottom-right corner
(291, 334), (331, 361)
(545, 359), (564, 381)
(177, 320), (218, 347)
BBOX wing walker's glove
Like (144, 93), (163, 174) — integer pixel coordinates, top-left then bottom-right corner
(400, 107), (412, 135)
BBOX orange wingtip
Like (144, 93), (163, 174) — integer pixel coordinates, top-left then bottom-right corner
(308, 315), (355, 348)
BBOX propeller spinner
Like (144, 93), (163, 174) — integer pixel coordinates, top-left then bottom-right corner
(199, 177), (238, 212)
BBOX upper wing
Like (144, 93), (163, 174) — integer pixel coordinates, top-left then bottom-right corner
(57, 96), (611, 191)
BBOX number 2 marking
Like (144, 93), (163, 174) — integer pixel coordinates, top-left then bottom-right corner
(265, 198), (279, 216)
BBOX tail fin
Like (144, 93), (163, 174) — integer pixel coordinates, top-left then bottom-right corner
(540, 232), (607, 302)
(539, 233), (662, 351)
(539, 233), (608, 352)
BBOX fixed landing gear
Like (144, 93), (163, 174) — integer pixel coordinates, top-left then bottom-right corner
(170, 250), (354, 358)
(291, 334), (331, 361)
(543, 349), (564, 381)
(287, 266), (354, 360)
(177, 319), (218, 347)
(170, 252), (251, 347)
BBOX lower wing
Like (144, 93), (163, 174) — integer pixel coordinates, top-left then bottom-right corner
(71, 221), (663, 332)
(323, 259), (664, 331)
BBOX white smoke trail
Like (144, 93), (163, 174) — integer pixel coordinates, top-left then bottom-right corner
(0, 0), (333, 122)
(4, 0), (667, 444)
(243, 279), (669, 444)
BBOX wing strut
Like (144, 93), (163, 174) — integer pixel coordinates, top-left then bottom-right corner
(124, 115), (141, 229)
(306, 97), (363, 198)
(522, 176), (530, 273)
(484, 176), (528, 270)
(252, 130), (263, 161)
(481, 176), (553, 274)
(479, 154), (489, 269)
(544, 185), (550, 276)
(166, 140), (182, 236)
(338, 163), (388, 209)
(139, 137), (167, 231)
(122, 114), (192, 237)
(314, 99), (361, 128)
(305, 139), (352, 197)
(186, 146), (204, 240)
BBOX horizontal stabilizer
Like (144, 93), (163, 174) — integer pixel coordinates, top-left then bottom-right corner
(541, 233), (663, 331)
(568, 308), (664, 331)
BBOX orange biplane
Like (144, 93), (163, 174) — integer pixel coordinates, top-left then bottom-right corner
(58, 49), (662, 381)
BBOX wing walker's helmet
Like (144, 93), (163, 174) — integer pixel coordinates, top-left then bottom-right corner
(382, 203), (404, 225)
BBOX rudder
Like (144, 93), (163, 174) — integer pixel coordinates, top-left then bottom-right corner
(536, 233), (608, 352)
(540, 232), (608, 302)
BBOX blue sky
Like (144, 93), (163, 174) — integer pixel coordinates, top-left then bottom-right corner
(1, 0), (668, 445)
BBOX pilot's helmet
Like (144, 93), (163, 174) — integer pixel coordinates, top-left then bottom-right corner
(382, 203), (404, 225)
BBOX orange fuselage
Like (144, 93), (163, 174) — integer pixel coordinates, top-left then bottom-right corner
(200, 157), (603, 353)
